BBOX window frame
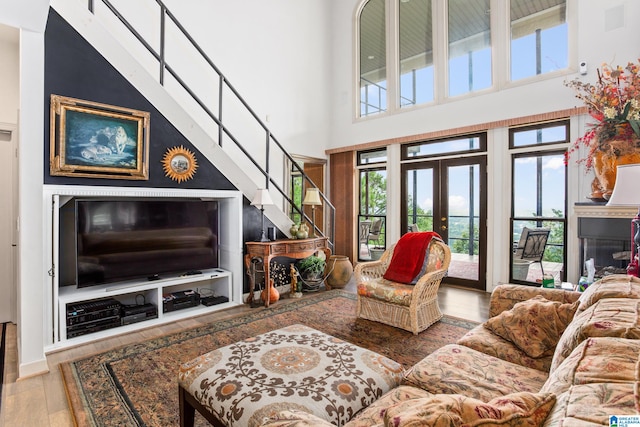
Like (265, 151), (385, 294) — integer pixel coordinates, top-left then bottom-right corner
(401, 132), (487, 160)
(508, 120), (569, 285)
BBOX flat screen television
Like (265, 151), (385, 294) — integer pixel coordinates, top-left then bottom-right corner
(59, 198), (219, 288)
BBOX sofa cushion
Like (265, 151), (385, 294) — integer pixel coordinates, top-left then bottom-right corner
(542, 337), (640, 397)
(458, 325), (552, 372)
(489, 285), (580, 319)
(483, 296), (578, 359)
(402, 344), (549, 401)
(550, 298), (640, 372)
(576, 274), (640, 315)
(383, 392), (556, 427)
(543, 384), (639, 427)
(345, 385), (433, 427)
(357, 279), (415, 306)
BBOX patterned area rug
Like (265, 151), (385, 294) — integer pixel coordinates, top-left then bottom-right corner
(61, 290), (478, 426)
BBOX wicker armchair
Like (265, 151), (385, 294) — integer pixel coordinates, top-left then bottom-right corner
(354, 239), (451, 334)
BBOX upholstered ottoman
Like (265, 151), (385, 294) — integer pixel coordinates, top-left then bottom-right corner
(178, 324), (404, 427)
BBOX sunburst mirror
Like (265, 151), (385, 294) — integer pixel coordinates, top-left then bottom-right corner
(162, 146), (198, 183)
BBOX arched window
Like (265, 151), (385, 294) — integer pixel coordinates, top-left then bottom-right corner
(359, 0), (387, 116)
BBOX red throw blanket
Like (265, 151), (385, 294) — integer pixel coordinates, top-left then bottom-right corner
(383, 231), (442, 284)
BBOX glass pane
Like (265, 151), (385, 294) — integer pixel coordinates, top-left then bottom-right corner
(406, 135), (482, 158)
(512, 124), (567, 147)
(406, 168), (434, 232)
(358, 148), (387, 165)
(448, 0), (492, 96)
(513, 154), (566, 218)
(511, 220), (564, 284)
(360, 169), (387, 216)
(360, 0), (387, 116)
(447, 164), (480, 281)
(511, 0), (567, 80)
(400, 0), (433, 108)
(290, 175), (302, 223)
(512, 151), (566, 284)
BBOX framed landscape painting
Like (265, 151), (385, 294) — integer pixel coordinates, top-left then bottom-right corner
(50, 95), (150, 180)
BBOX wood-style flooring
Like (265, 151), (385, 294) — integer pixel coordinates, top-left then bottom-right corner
(0, 282), (490, 426)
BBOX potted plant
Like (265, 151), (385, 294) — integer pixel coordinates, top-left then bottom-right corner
(564, 60), (640, 199)
(297, 255), (326, 292)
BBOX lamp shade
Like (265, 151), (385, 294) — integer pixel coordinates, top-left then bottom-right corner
(251, 189), (273, 207)
(606, 164), (640, 206)
(302, 188), (322, 206)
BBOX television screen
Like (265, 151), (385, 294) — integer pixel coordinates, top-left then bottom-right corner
(67, 198), (219, 287)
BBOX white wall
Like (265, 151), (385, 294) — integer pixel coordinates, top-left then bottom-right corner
(0, 26), (18, 124)
(154, 0), (333, 159)
(0, 0), (49, 377)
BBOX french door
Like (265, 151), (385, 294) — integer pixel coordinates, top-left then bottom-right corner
(402, 156), (487, 290)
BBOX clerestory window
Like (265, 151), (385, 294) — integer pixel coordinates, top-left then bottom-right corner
(357, 0), (569, 117)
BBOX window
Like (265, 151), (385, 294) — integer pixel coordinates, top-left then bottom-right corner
(448, 0), (492, 97)
(359, 0), (387, 116)
(403, 133), (486, 159)
(357, 0), (570, 117)
(510, 120), (569, 148)
(289, 169), (303, 224)
(510, 121), (568, 284)
(358, 149), (387, 260)
(510, 0), (567, 81)
(400, 0), (433, 107)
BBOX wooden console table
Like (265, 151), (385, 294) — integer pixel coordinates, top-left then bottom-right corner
(245, 237), (332, 307)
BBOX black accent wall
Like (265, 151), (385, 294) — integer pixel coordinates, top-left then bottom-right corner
(44, 9), (284, 292)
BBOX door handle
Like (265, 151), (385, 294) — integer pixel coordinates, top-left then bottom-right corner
(441, 217), (447, 221)
(441, 225), (447, 230)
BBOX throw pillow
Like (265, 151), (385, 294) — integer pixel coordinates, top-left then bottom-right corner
(383, 232), (441, 284)
(383, 392), (556, 427)
(484, 295), (579, 359)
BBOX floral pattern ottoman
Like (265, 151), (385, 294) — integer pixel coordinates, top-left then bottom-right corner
(178, 324), (404, 427)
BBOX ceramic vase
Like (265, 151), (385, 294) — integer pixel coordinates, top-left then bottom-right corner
(261, 280), (280, 303)
(593, 148), (640, 199)
(325, 255), (353, 289)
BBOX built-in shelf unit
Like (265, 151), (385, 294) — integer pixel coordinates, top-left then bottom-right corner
(43, 185), (243, 350)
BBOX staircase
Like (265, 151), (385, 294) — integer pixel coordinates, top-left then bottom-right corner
(51, 0), (335, 248)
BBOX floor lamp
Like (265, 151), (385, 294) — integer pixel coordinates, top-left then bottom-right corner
(302, 188), (322, 237)
(607, 164), (640, 277)
(251, 189), (273, 242)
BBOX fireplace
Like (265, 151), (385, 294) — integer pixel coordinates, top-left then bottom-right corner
(575, 203), (636, 278)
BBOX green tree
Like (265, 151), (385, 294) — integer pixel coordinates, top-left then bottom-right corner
(541, 209), (565, 263)
(360, 170), (386, 215)
(452, 227), (479, 255)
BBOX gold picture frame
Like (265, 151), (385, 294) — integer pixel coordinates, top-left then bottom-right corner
(162, 145), (198, 183)
(50, 94), (150, 180)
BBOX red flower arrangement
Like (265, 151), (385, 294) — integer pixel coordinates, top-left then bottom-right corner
(564, 59), (640, 171)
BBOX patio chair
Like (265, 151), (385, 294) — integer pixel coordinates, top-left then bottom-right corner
(367, 218), (383, 247)
(359, 220), (372, 256)
(513, 227), (550, 276)
(354, 234), (451, 334)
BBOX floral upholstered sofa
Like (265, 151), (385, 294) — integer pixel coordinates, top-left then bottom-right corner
(264, 274), (640, 426)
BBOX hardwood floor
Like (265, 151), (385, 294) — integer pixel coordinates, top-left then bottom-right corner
(0, 282), (490, 426)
